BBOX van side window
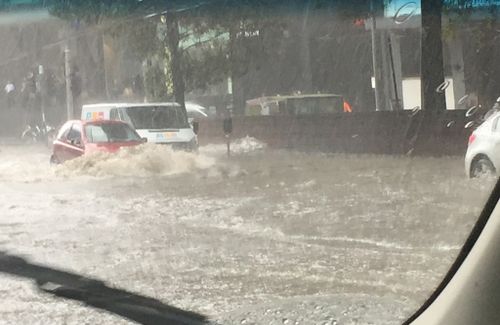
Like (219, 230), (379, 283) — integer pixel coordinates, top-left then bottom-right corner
(110, 108), (119, 120)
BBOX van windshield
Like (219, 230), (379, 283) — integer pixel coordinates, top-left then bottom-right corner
(120, 106), (189, 129)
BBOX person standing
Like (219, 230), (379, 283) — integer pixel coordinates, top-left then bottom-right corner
(25, 71), (39, 128)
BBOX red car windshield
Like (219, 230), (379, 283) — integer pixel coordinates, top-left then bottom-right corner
(84, 123), (141, 143)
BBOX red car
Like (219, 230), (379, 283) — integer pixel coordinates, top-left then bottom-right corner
(50, 120), (145, 164)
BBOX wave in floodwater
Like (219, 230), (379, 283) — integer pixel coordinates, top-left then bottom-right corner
(231, 136), (267, 154)
(56, 144), (218, 178)
(57, 137), (267, 178)
(0, 145), (51, 183)
(0, 137), (267, 182)
(200, 136), (267, 155)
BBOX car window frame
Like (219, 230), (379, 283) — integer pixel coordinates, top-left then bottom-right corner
(56, 122), (72, 141)
(404, 179), (500, 324)
(66, 123), (83, 146)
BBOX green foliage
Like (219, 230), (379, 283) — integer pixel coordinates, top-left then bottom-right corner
(48, 0), (384, 103)
(114, 19), (160, 60)
(183, 39), (229, 91)
(143, 55), (170, 101)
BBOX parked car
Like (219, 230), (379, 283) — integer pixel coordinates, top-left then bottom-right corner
(465, 111), (500, 177)
(81, 102), (198, 151)
(50, 120), (145, 164)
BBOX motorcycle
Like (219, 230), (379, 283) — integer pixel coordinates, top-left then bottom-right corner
(21, 123), (57, 147)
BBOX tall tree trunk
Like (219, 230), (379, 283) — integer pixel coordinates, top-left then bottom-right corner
(475, 11), (497, 110)
(95, 31), (107, 99)
(299, 3), (313, 93)
(409, 0), (447, 155)
(421, 0), (446, 112)
(165, 12), (185, 108)
(229, 25), (244, 115)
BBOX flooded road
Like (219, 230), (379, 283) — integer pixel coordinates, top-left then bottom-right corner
(0, 139), (494, 324)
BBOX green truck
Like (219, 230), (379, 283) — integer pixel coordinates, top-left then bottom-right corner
(245, 93), (351, 116)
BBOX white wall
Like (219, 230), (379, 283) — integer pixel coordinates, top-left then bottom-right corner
(402, 77), (456, 110)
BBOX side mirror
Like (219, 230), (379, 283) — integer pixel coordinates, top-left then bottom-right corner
(223, 117), (233, 135)
(192, 121), (199, 135)
(141, 137), (148, 143)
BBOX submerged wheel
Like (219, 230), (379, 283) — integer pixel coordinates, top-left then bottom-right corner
(470, 156), (496, 178)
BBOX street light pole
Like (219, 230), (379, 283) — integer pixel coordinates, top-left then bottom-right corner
(64, 46), (74, 120)
(38, 64), (46, 127)
(370, 0), (384, 111)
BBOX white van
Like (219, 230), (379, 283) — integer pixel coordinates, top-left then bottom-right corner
(81, 103), (198, 151)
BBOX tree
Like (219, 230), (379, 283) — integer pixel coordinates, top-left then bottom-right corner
(49, 0), (395, 113)
(50, 0), (239, 106)
(165, 11), (185, 107)
(49, 0), (190, 104)
(469, 6), (500, 109)
(421, 0), (447, 112)
(442, 0), (500, 109)
(48, 1), (145, 100)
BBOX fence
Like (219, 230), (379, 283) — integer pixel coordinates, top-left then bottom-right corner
(198, 110), (472, 156)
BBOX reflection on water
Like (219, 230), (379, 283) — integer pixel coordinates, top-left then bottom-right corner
(0, 140), (495, 324)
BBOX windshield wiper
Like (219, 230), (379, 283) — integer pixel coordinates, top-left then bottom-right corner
(0, 251), (209, 325)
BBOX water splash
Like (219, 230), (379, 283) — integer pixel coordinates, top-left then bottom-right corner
(231, 136), (267, 154)
(56, 144), (216, 178)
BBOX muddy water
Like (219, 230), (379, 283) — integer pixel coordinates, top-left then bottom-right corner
(0, 139), (494, 324)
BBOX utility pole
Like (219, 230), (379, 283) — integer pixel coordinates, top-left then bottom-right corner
(388, 36), (402, 110)
(64, 46), (74, 120)
(37, 64), (46, 126)
(370, 0), (384, 111)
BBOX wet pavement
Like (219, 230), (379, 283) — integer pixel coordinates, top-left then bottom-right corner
(0, 139), (495, 324)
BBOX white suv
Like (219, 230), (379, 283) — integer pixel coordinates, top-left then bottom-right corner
(465, 111), (500, 177)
